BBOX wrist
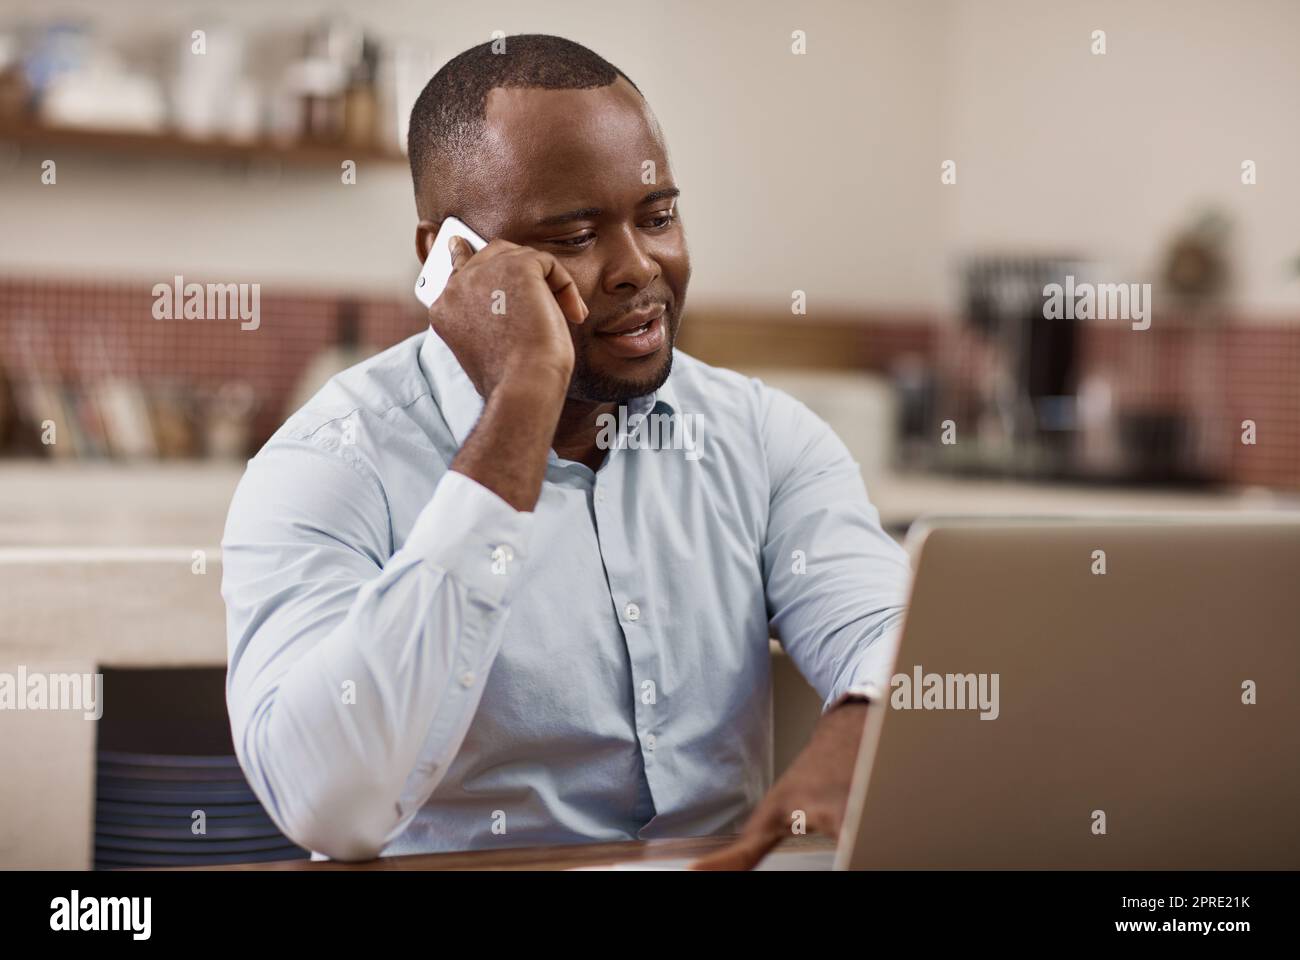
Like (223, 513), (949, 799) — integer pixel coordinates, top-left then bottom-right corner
(487, 378), (567, 432)
(817, 698), (869, 740)
(495, 360), (571, 404)
(825, 698), (869, 721)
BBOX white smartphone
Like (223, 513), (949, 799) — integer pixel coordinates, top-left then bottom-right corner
(414, 216), (488, 308)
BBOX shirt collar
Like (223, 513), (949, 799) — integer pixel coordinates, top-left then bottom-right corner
(419, 326), (484, 447)
(419, 326), (678, 448)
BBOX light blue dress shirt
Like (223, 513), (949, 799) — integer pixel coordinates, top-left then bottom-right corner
(221, 328), (911, 861)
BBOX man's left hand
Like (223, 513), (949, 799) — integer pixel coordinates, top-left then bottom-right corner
(690, 700), (870, 870)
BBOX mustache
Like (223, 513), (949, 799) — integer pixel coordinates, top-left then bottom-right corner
(586, 296), (673, 327)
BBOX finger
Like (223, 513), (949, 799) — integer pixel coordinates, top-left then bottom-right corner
(691, 805), (784, 871)
(810, 802), (846, 840)
(447, 235), (475, 274)
(689, 826), (783, 872)
(448, 234), (517, 272)
(529, 251), (588, 325)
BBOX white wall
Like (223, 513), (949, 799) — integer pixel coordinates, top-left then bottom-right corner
(2, 0), (1297, 318)
(940, 0), (1300, 319)
(0, 0), (949, 311)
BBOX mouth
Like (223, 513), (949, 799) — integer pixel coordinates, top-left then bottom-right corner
(593, 303), (668, 359)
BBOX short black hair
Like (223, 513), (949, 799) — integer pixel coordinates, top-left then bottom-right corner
(408, 34), (641, 208)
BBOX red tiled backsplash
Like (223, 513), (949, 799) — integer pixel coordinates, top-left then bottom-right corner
(1, 275), (1298, 489)
(934, 319), (1300, 490)
(1081, 325), (1300, 490)
(0, 275), (428, 448)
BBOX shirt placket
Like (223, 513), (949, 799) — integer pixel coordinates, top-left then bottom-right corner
(590, 399), (665, 812)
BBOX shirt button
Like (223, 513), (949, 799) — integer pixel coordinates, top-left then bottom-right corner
(459, 670), (476, 688)
(490, 544), (513, 574)
(595, 489), (606, 503)
(646, 734), (656, 751)
(624, 602), (640, 622)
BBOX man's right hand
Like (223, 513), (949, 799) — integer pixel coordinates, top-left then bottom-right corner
(429, 234), (588, 402)
(430, 233), (587, 512)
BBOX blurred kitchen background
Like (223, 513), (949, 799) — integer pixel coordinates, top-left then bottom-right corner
(2, 0), (1299, 869)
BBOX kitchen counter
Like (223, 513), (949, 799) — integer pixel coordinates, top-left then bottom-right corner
(4, 459), (1292, 546)
(3, 460), (1292, 664)
(865, 470), (1296, 533)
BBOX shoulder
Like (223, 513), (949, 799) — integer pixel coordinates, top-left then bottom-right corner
(235, 331), (441, 512)
(665, 350), (848, 502)
(665, 349), (794, 423)
(667, 349), (832, 445)
(276, 333), (432, 451)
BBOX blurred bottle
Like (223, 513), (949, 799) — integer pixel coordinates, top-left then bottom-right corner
(284, 300), (369, 417)
(205, 382), (257, 461)
(1074, 369), (1122, 478)
(285, 18), (364, 144)
(0, 31), (27, 121)
(171, 24), (246, 139)
(343, 37), (380, 148)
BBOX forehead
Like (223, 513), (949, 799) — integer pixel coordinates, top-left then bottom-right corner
(464, 79), (670, 220)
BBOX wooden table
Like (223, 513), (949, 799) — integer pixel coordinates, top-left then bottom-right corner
(179, 834), (838, 871)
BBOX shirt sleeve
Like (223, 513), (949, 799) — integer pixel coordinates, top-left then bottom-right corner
(757, 384), (912, 712)
(221, 434), (532, 860)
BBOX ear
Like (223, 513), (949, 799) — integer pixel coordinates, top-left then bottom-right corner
(415, 219), (443, 265)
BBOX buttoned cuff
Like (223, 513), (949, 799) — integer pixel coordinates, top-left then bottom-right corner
(404, 469), (535, 607)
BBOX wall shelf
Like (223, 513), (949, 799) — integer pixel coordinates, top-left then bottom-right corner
(0, 119), (406, 168)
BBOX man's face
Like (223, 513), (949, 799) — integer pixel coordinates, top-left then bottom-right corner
(419, 78), (690, 404)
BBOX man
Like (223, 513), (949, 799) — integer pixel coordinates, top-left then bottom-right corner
(222, 35), (911, 870)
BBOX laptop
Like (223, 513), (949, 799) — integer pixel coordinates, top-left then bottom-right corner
(585, 515), (1300, 870)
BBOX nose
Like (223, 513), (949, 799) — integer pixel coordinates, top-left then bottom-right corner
(600, 222), (660, 296)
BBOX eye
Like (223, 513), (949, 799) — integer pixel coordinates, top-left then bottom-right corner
(644, 211), (678, 230)
(550, 233), (596, 249)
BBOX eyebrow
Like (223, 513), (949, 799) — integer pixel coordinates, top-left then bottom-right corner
(534, 188), (680, 227)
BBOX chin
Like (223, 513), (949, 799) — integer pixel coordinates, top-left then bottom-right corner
(570, 346), (674, 404)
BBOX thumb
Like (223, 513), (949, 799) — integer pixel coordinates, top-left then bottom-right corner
(447, 235), (474, 273)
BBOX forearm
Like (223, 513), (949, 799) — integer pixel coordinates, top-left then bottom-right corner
(691, 699), (869, 870)
(451, 373), (567, 512)
(800, 699), (870, 769)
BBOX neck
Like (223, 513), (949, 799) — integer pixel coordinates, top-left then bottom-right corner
(552, 397), (617, 470)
